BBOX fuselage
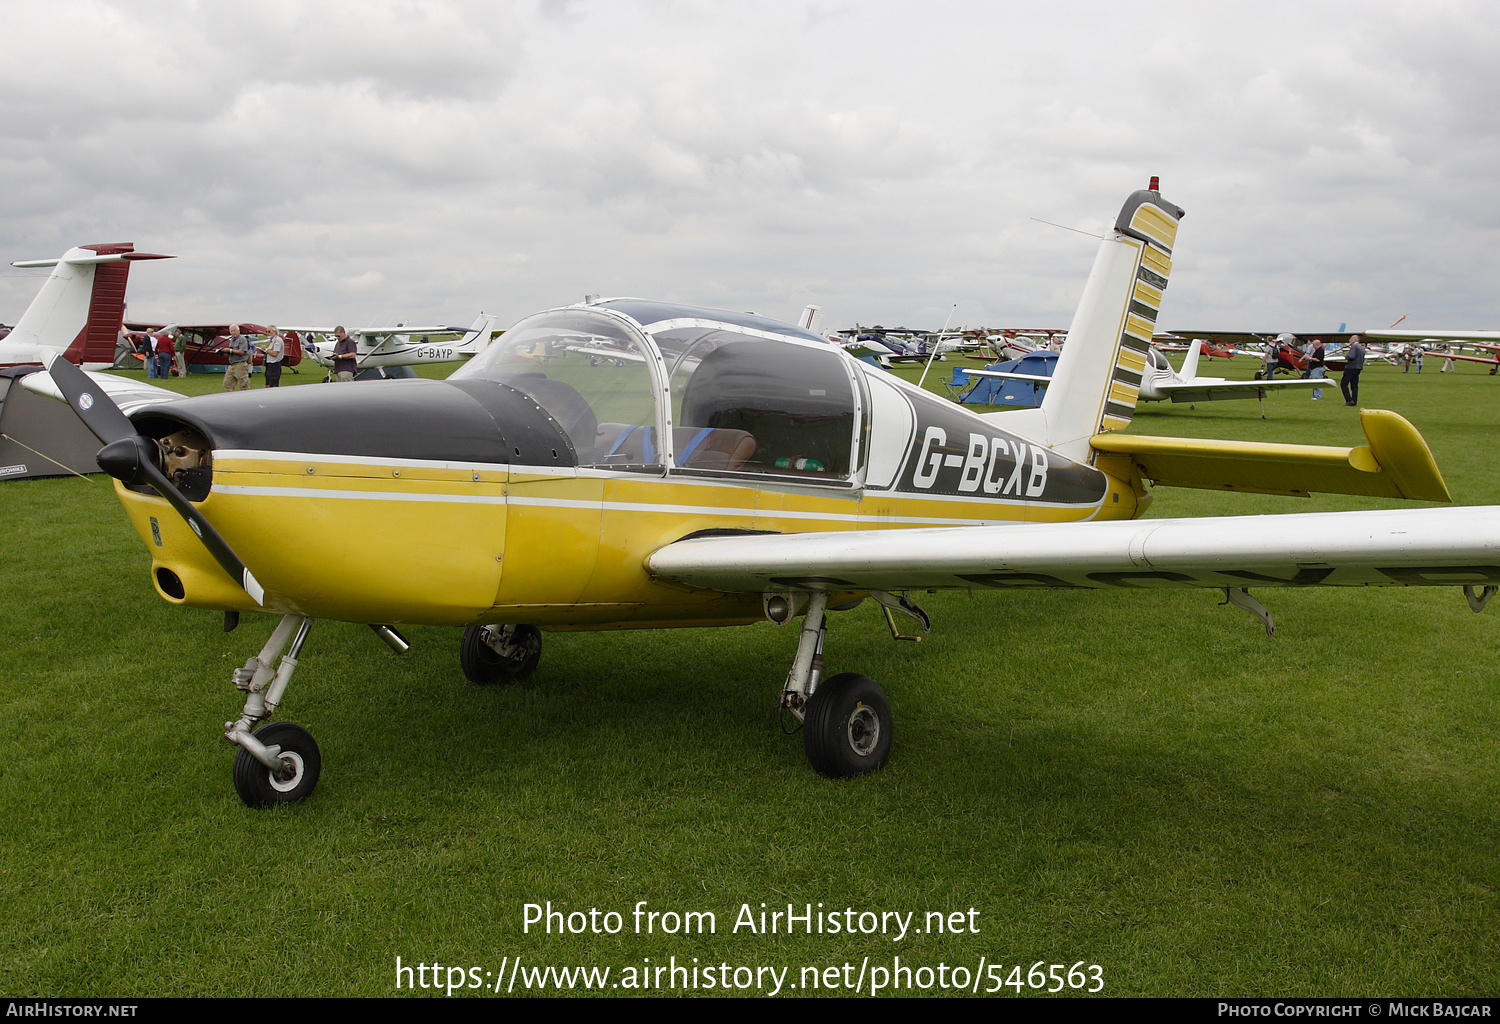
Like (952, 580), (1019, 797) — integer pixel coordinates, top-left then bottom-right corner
(112, 300), (1145, 628)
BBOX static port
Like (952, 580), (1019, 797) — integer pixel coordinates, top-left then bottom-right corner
(156, 567), (186, 600)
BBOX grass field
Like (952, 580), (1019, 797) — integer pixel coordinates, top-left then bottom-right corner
(1, 354), (1496, 997)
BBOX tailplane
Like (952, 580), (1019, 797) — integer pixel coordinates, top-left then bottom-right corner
(4, 244), (173, 367)
(983, 181), (1184, 462)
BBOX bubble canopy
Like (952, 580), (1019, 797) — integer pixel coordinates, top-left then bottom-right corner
(452, 302), (862, 481)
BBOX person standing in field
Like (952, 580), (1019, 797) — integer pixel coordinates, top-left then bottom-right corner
(332, 326), (358, 382)
(223, 324), (251, 391)
(1341, 335), (1365, 406)
(261, 326), (285, 387)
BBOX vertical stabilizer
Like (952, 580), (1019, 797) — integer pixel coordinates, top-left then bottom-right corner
(1180, 338), (1203, 381)
(457, 312), (502, 354)
(2, 244), (172, 368)
(986, 183), (1184, 462)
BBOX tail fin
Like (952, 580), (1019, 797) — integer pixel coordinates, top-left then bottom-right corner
(5, 244), (173, 366)
(1180, 338), (1204, 381)
(983, 183), (1184, 462)
(457, 312), (501, 354)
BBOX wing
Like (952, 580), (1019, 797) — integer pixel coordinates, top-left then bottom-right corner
(647, 505), (1500, 595)
(965, 368), (1055, 384)
(21, 368), (182, 417)
(1366, 330), (1500, 344)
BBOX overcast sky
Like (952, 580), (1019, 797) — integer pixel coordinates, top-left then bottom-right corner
(2, 0), (1496, 335)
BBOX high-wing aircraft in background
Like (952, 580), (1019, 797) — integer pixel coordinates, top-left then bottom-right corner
(0, 244), (173, 370)
(298, 314), (501, 374)
(32, 181), (1500, 810)
(123, 322), (307, 374)
(1362, 330), (1500, 374)
(1137, 339), (1328, 415)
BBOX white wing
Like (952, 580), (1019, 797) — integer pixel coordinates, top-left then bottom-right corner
(648, 506), (1500, 593)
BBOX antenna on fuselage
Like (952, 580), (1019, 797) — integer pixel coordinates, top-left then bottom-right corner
(916, 303), (957, 388)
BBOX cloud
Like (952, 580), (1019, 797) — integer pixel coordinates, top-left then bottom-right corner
(1, 0), (1497, 333)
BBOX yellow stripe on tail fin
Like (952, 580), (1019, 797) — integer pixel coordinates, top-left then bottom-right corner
(1006, 183), (1184, 463)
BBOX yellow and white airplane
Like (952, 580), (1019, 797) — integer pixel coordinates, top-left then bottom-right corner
(34, 181), (1498, 808)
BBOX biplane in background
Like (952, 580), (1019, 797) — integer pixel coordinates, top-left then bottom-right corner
(30, 181), (1500, 811)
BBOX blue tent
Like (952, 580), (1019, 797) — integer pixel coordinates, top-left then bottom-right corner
(961, 350), (1058, 407)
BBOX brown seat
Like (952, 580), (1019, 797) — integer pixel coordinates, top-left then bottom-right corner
(591, 423), (756, 471)
(672, 426), (756, 471)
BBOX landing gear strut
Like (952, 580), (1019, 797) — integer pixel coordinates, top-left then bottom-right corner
(224, 614), (320, 808)
(776, 592), (895, 778)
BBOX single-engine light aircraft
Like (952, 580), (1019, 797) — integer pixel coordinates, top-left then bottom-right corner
(34, 181), (1500, 809)
(298, 314), (501, 374)
(1138, 339), (1328, 416)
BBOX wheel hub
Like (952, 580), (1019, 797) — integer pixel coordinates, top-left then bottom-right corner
(845, 702), (880, 757)
(270, 751), (305, 792)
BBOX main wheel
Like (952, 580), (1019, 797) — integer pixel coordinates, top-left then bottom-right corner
(460, 624), (541, 685)
(232, 721), (322, 808)
(803, 672), (892, 778)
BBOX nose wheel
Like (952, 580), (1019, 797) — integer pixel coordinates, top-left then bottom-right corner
(232, 721), (322, 807)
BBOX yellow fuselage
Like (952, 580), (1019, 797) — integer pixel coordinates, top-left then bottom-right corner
(118, 452), (1144, 629)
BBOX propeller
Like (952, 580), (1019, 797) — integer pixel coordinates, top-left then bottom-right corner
(47, 353), (265, 605)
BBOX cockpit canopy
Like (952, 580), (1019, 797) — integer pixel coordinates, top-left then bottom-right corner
(452, 302), (862, 480)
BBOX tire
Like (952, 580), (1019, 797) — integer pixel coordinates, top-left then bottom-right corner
(803, 672), (892, 778)
(232, 721), (322, 808)
(460, 624), (541, 685)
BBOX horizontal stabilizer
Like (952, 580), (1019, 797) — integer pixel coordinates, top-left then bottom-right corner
(1156, 376), (1328, 404)
(12, 252), (173, 268)
(1090, 409), (1450, 501)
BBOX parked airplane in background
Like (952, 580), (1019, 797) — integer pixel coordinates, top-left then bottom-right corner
(123, 322), (307, 374)
(1154, 335), (1244, 360)
(1363, 330), (1500, 374)
(299, 314), (501, 373)
(0, 244), (172, 370)
(31, 181), (1497, 812)
(1135, 339), (1328, 415)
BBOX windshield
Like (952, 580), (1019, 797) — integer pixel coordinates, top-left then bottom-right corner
(454, 308), (662, 468)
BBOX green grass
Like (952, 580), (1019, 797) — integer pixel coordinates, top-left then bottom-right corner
(0, 357), (1496, 997)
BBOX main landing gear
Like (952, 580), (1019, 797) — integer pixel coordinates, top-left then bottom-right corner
(459, 623), (542, 685)
(774, 591), (925, 778)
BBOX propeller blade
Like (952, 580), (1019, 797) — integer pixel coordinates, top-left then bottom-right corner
(44, 353), (265, 606)
(45, 352), (136, 445)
